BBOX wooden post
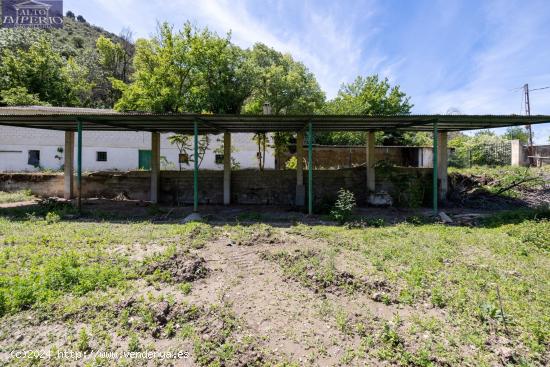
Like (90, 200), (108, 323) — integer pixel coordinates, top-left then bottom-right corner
(295, 131), (305, 206)
(151, 132), (160, 203)
(63, 131), (74, 200)
(223, 132), (231, 205)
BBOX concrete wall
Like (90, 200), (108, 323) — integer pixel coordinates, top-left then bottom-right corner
(512, 140), (550, 166)
(0, 168), (433, 207)
(0, 126), (274, 172)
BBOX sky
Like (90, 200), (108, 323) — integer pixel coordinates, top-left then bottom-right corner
(65, 0), (550, 143)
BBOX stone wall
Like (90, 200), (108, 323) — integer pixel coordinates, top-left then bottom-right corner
(0, 168), (434, 207)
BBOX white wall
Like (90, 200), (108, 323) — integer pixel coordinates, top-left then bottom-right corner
(0, 126), (274, 172)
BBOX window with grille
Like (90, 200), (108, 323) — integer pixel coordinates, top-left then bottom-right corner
(96, 151), (107, 162)
(215, 154), (224, 164)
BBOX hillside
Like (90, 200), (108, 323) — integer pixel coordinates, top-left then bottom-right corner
(0, 12), (133, 108)
(48, 15), (129, 58)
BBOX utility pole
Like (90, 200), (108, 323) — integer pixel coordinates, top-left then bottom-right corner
(523, 84), (535, 166)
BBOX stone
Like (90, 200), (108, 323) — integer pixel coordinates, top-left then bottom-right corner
(180, 212), (202, 224)
(368, 191), (393, 206)
(438, 211), (453, 224)
(153, 301), (170, 325)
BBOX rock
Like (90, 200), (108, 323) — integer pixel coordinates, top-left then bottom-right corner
(180, 212), (202, 224)
(438, 211), (453, 223)
(368, 191), (393, 206)
(153, 301), (170, 325)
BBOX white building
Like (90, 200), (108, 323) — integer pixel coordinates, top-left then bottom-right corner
(0, 126), (274, 172)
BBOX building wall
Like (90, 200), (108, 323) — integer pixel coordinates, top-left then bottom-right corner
(0, 126), (274, 172)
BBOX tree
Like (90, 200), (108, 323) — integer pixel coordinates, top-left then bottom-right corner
(76, 15), (86, 23)
(188, 32), (255, 114)
(318, 75), (414, 146)
(0, 86), (48, 106)
(243, 43), (325, 169)
(449, 130), (511, 167)
(65, 11), (75, 19)
(243, 43), (325, 115)
(114, 22), (254, 114)
(167, 134), (209, 170)
(0, 37), (90, 106)
(113, 23), (188, 112)
(503, 127), (530, 143)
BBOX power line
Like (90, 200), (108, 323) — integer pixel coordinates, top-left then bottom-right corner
(529, 86), (550, 91)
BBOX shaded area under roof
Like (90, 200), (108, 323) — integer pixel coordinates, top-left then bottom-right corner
(0, 106), (549, 133)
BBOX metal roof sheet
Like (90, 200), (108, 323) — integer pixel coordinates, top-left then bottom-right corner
(0, 106), (548, 133)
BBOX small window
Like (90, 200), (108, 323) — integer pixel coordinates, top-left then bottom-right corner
(215, 154), (224, 164)
(96, 151), (107, 162)
(28, 150), (40, 166)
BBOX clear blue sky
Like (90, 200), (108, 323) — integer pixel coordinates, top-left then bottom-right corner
(65, 0), (550, 143)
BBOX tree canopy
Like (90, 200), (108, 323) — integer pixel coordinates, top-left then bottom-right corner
(242, 43), (325, 115)
(316, 75), (417, 146)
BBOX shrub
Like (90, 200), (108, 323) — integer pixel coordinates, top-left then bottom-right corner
(330, 189), (356, 224)
(45, 211), (61, 224)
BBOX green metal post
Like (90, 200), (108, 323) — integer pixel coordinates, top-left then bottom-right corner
(193, 120), (199, 212)
(432, 121), (438, 215)
(77, 120), (83, 212)
(308, 122), (313, 215)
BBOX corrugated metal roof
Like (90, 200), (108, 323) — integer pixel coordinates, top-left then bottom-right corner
(0, 106), (548, 133)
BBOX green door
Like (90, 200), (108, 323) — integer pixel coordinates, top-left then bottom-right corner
(138, 150), (152, 170)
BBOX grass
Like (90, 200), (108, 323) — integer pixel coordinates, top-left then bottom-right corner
(290, 217), (550, 364)
(0, 205), (548, 366)
(0, 190), (34, 204)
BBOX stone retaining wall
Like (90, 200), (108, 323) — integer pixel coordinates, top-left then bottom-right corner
(0, 168), (433, 206)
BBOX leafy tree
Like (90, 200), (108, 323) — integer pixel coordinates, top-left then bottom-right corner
(167, 134), (209, 170)
(64, 58), (94, 106)
(243, 43), (325, 115)
(66, 11), (75, 19)
(188, 32), (255, 114)
(115, 22), (253, 114)
(449, 130), (511, 167)
(243, 43), (325, 168)
(76, 15), (86, 23)
(0, 87), (48, 106)
(0, 28), (46, 58)
(96, 35), (132, 83)
(323, 75), (411, 115)
(317, 75), (414, 146)
(0, 37), (90, 106)
(503, 126), (530, 144)
(113, 22), (197, 112)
